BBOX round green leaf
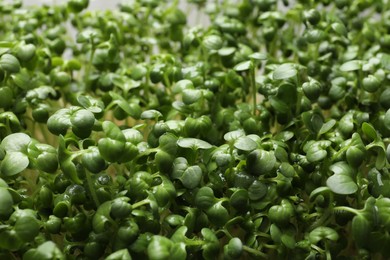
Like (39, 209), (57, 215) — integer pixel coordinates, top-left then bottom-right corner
(22, 241), (64, 260)
(182, 89), (202, 105)
(248, 180), (267, 200)
(279, 162), (295, 178)
(14, 216), (40, 242)
(234, 136), (258, 151)
(195, 187), (216, 210)
(246, 149), (276, 175)
(249, 52), (267, 60)
(234, 60), (252, 71)
(306, 148), (327, 163)
(1, 133), (31, 152)
(225, 237), (243, 258)
(141, 109), (163, 120)
(218, 47), (236, 56)
(0, 152), (29, 176)
(147, 236), (173, 260)
(0, 53), (20, 73)
(47, 109), (71, 136)
(340, 60), (362, 72)
(305, 29), (326, 43)
(203, 35), (223, 50)
(273, 63), (297, 80)
(102, 121), (126, 142)
(224, 130), (245, 142)
(177, 138), (212, 150)
(70, 108), (95, 131)
(180, 165), (202, 189)
(205, 201), (229, 227)
(172, 79), (194, 94)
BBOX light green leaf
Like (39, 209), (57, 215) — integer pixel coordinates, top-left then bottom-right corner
(1, 133), (31, 152)
(0, 152), (29, 176)
(249, 52), (267, 60)
(177, 138), (212, 150)
(224, 130), (245, 142)
(23, 241), (64, 260)
(172, 79), (194, 94)
(203, 35), (223, 50)
(234, 60), (252, 71)
(326, 162), (357, 195)
(105, 249), (131, 260)
(218, 47), (236, 56)
(309, 227), (339, 244)
(26, 86), (56, 100)
(234, 136), (258, 151)
(340, 60), (362, 72)
(180, 165), (202, 189)
(306, 147), (327, 163)
(273, 63), (297, 80)
(141, 110), (163, 120)
(182, 89), (202, 105)
(77, 95), (104, 114)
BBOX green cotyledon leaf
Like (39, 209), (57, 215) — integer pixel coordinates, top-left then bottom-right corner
(177, 138), (212, 150)
(309, 227), (339, 244)
(273, 63), (297, 80)
(326, 162), (357, 195)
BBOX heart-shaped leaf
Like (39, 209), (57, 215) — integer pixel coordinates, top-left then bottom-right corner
(1, 133), (31, 152)
(0, 152), (29, 176)
(309, 227), (339, 244)
(224, 130), (245, 142)
(326, 162), (357, 195)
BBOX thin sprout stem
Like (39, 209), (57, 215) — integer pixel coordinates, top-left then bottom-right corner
(85, 170), (100, 208)
(243, 245), (268, 258)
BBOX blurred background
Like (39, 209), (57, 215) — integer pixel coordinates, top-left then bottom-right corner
(24, 0), (119, 9)
(20, 0), (207, 26)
